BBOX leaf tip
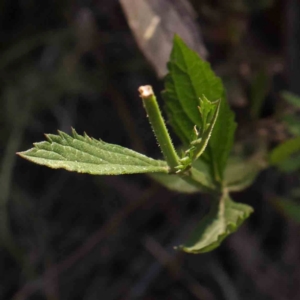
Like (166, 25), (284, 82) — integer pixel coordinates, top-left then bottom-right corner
(173, 34), (182, 43)
(83, 131), (90, 139)
(16, 150), (32, 161)
(45, 133), (52, 142)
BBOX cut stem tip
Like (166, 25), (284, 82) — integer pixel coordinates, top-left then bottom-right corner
(138, 85), (154, 98)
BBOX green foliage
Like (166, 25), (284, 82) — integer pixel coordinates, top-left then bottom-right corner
(162, 35), (224, 145)
(179, 192), (253, 253)
(18, 129), (168, 175)
(162, 35), (236, 181)
(176, 97), (221, 173)
(269, 137), (300, 172)
(152, 157), (217, 194)
(209, 94), (237, 181)
(150, 172), (200, 194)
(225, 156), (266, 192)
(18, 35), (258, 254)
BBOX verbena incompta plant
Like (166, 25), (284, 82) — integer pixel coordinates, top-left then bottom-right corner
(18, 35), (263, 254)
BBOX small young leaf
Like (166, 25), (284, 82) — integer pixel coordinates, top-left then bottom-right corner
(198, 96), (218, 135)
(162, 35), (236, 181)
(18, 129), (168, 175)
(179, 192), (253, 254)
(191, 97), (221, 159)
(175, 98), (220, 173)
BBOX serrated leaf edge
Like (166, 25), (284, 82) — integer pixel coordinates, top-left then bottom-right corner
(178, 192), (253, 254)
(18, 129), (169, 175)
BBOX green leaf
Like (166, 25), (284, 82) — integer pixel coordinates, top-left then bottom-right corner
(176, 98), (221, 173)
(18, 129), (168, 175)
(197, 96), (218, 135)
(152, 157), (216, 193)
(191, 98), (221, 160)
(162, 35), (223, 143)
(162, 35), (236, 181)
(209, 96), (237, 182)
(189, 158), (216, 190)
(269, 137), (300, 168)
(224, 155), (266, 192)
(274, 154), (300, 173)
(179, 192), (253, 253)
(150, 173), (200, 193)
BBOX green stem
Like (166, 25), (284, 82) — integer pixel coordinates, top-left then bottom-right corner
(139, 85), (179, 172)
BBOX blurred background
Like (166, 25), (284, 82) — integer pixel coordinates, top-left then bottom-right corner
(1, 0), (300, 299)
